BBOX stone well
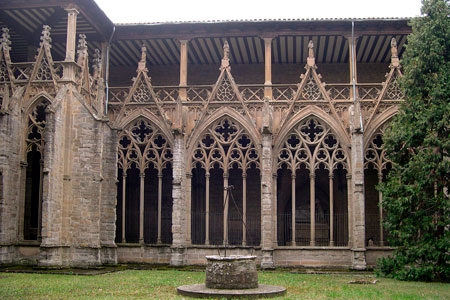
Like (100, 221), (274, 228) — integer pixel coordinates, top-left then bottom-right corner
(177, 255), (286, 298)
(205, 255), (258, 289)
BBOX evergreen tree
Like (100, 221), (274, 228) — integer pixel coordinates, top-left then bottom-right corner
(377, 0), (450, 282)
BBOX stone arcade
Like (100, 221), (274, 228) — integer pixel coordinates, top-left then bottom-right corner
(0, 0), (409, 269)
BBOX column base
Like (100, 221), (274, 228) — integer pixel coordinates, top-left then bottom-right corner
(260, 249), (274, 269)
(170, 246), (186, 266)
(351, 249), (367, 270)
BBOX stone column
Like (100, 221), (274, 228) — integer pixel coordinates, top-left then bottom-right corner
(272, 173), (278, 248)
(37, 160), (44, 240)
(291, 173), (296, 246)
(170, 134), (186, 265)
(263, 37), (273, 99)
(223, 174), (229, 246)
(157, 173), (163, 244)
(205, 172), (210, 245)
(242, 173), (247, 246)
(346, 174), (353, 247)
(179, 40), (188, 100)
(122, 174), (126, 243)
(378, 173), (384, 246)
(348, 34), (367, 270)
(350, 129), (366, 269)
(63, 6), (78, 81)
(329, 173), (334, 246)
(186, 173), (192, 245)
(310, 172), (316, 246)
(260, 133), (274, 268)
(139, 172), (145, 243)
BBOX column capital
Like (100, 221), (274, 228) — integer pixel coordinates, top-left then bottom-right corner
(259, 34), (278, 40)
(139, 172), (145, 178)
(344, 34), (361, 41)
(329, 173), (334, 179)
(176, 38), (191, 44)
(64, 5), (79, 15)
(346, 174), (352, 179)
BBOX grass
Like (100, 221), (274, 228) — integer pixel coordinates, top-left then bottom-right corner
(0, 269), (449, 299)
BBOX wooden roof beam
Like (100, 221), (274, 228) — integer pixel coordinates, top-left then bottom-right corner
(0, 10), (34, 41)
(31, 7), (67, 38)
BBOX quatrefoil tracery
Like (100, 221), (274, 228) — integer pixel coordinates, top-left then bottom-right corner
(192, 118), (260, 173)
(364, 124), (391, 173)
(25, 102), (47, 155)
(277, 118), (348, 173)
(118, 118), (172, 173)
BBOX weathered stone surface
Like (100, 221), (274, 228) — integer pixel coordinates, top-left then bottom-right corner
(205, 255), (258, 289)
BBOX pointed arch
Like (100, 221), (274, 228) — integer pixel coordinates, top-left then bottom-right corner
(22, 95), (52, 160)
(363, 111), (394, 248)
(274, 107), (350, 165)
(274, 110), (350, 247)
(364, 105), (397, 150)
(187, 106), (261, 166)
(21, 95), (51, 241)
(116, 114), (174, 245)
(115, 108), (174, 148)
(24, 93), (53, 116)
(187, 108), (261, 246)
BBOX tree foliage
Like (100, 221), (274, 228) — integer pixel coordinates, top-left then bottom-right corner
(376, 0), (450, 282)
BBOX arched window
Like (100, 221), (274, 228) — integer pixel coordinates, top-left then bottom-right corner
(190, 117), (260, 246)
(276, 117), (349, 246)
(23, 100), (48, 240)
(116, 118), (173, 244)
(364, 124), (391, 246)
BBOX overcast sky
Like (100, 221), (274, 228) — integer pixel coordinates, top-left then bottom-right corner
(94, 0), (422, 23)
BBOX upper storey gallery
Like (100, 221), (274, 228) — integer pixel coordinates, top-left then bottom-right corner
(0, 0), (410, 87)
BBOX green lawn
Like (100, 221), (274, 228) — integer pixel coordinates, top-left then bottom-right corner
(0, 269), (449, 299)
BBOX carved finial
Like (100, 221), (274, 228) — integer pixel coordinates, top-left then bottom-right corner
(93, 48), (102, 78)
(137, 44), (147, 71)
(308, 40), (314, 58)
(40, 25), (52, 47)
(141, 44), (147, 62)
(93, 49), (101, 67)
(307, 40), (315, 67)
(223, 41), (230, 60)
(220, 41), (230, 70)
(77, 34), (88, 57)
(1, 28), (11, 50)
(391, 38), (398, 58)
(390, 37), (399, 67)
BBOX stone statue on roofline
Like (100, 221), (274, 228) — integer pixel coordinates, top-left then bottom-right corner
(221, 41), (230, 70)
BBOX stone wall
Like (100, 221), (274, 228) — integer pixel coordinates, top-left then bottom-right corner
(115, 245), (382, 268)
(273, 248), (352, 267)
(117, 245), (171, 264)
(0, 93), (23, 263)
